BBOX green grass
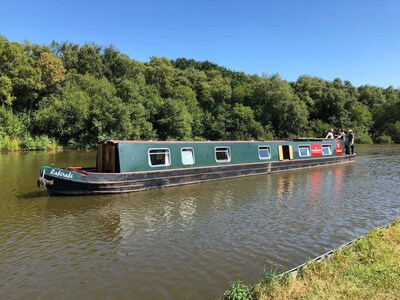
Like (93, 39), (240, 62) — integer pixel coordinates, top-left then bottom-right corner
(255, 220), (400, 299)
(224, 220), (400, 300)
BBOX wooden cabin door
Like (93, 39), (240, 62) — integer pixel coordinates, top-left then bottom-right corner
(96, 143), (116, 173)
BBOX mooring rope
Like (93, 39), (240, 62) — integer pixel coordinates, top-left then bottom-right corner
(37, 172), (54, 190)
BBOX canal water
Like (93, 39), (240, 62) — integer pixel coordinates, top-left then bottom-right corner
(0, 145), (399, 299)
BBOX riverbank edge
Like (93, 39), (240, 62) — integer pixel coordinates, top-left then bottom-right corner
(223, 219), (400, 299)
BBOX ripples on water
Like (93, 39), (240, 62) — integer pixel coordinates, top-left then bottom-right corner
(0, 145), (399, 299)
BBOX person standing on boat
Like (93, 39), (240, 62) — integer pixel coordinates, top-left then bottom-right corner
(347, 129), (355, 154)
(336, 129), (346, 141)
(326, 129), (334, 139)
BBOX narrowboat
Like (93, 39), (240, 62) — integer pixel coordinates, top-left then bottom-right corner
(37, 139), (355, 196)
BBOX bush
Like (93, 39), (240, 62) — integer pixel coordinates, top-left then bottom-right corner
(224, 280), (253, 300)
(376, 134), (393, 144)
(0, 134), (20, 151)
(354, 131), (373, 144)
(0, 106), (23, 138)
(20, 134), (56, 150)
(0, 134), (11, 151)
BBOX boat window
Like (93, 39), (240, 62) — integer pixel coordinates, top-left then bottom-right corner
(298, 145), (311, 157)
(322, 145), (332, 156)
(148, 149), (171, 167)
(258, 146), (271, 159)
(215, 147), (231, 162)
(181, 148), (195, 165)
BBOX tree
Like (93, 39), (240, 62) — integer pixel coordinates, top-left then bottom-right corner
(232, 83), (254, 105)
(252, 75), (309, 137)
(0, 36), (42, 111)
(145, 57), (176, 98)
(0, 75), (13, 106)
(1, 36), (398, 147)
(51, 41), (80, 72)
(196, 73), (232, 111)
(202, 103), (231, 140)
(37, 52), (66, 91)
(33, 74), (135, 146)
(157, 99), (192, 140)
(76, 43), (104, 77)
(374, 99), (400, 142)
(102, 46), (146, 82)
(33, 82), (91, 146)
(227, 104), (265, 140)
(170, 85), (204, 138)
(292, 75), (325, 116)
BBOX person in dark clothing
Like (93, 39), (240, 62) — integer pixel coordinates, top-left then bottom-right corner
(347, 129), (355, 154)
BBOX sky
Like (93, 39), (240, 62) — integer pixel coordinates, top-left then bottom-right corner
(1, 0), (399, 88)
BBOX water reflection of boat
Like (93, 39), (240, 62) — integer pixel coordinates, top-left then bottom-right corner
(37, 139), (355, 196)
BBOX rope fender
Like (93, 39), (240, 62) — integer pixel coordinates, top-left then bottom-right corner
(37, 176), (54, 190)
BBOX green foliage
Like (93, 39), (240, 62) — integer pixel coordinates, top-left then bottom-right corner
(358, 85), (386, 110)
(345, 124), (373, 144)
(0, 106), (23, 138)
(20, 134), (55, 150)
(0, 134), (10, 151)
(224, 280), (253, 300)
(0, 36), (43, 111)
(170, 85), (204, 138)
(0, 75), (14, 105)
(256, 269), (294, 298)
(0, 106), (57, 150)
(33, 79), (91, 146)
(252, 75), (309, 137)
(302, 119), (332, 138)
(0, 136), (20, 151)
(202, 104), (231, 140)
(157, 99), (193, 140)
(37, 51), (66, 91)
(376, 134), (393, 144)
(377, 121), (400, 143)
(145, 57), (176, 97)
(262, 269), (280, 285)
(1, 35), (399, 149)
(373, 99), (400, 142)
(0, 106), (23, 151)
(253, 220), (400, 299)
(102, 46), (145, 82)
(228, 104), (265, 140)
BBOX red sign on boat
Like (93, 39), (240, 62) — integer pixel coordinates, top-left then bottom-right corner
(336, 142), (343, 155)
(311, 144), (322, 156)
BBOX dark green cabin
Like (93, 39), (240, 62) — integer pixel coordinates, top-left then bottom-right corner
(96, 139), (345, 173)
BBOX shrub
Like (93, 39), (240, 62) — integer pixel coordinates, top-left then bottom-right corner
(20, 134), (55, 150)
(224, 280), (253, 300)
(0, 135), (20, 151)
(0, 134), (11, 151)
(376, 134), (393, 144)
(354, 130), (373, 144)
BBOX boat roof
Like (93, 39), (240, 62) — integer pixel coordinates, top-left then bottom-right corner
(98, 138), (327, 145)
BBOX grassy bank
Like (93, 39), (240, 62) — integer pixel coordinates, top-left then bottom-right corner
(224, 220), (400, 299)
